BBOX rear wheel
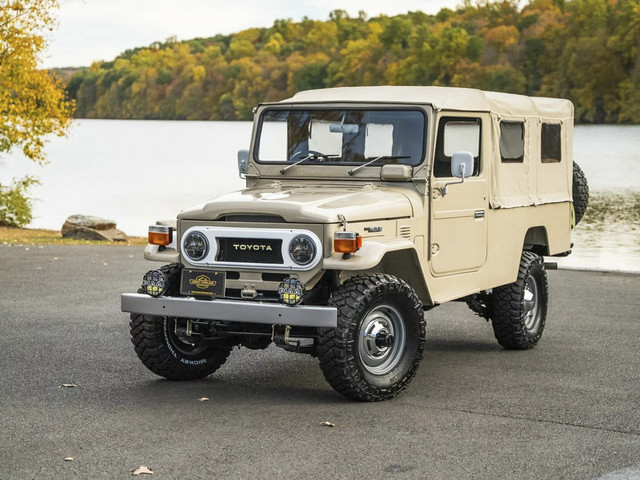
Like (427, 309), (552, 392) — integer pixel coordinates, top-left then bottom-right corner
(316, 274), (426, 401)
(130, 314), (232, 380)
(490, 251), (548, 349)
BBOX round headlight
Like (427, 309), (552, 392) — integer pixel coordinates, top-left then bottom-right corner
(142, 269), (167, 297)
(183, 231), (209, 261)
(289, 235), (315, 265)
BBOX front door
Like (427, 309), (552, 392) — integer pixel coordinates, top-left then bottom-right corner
(430, 116), (488, 276)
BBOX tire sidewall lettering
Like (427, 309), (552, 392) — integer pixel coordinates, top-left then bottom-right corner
(162, 317), (208, 364)
(163, 317), (179, 360)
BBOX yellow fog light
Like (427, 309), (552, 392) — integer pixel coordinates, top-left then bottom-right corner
(278, 277), (304, 305)
(142, 269), (167, 297)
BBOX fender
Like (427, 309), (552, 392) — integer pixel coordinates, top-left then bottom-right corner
(323, 239), (432, 305)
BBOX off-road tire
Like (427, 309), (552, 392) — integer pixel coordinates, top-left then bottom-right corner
(490, 251), (548, 350)
(572, 161), (589, 225)
(316, 274), (426, 402)
(130, 313), (232, 380)
(131, 262), (231, 380)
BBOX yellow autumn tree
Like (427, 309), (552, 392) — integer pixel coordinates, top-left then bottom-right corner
(0, 0), (73, 226)
(0, 0), (73, 164)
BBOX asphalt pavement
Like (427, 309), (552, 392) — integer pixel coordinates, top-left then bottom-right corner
(0, 244), (638, 479)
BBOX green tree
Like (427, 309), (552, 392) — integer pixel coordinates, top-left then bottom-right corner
(63, 1), (640, 125)
(0, 0), (73, 163)
(0, 0), (73, 226)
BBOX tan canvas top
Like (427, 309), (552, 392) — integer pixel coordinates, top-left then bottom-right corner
(277, 86), (573, 120)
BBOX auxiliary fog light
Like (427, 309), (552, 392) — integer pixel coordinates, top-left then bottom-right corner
(278, 277), (305, 305)
(141, 269), (167, 297)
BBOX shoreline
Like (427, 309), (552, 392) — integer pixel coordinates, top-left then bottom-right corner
(3, 226), (637, 276)
(0, 226), (147, 246)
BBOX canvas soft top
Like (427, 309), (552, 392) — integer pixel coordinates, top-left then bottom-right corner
(276, 86), (573, 120)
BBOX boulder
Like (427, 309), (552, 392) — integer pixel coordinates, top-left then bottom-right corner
(61, 214), (128, 242)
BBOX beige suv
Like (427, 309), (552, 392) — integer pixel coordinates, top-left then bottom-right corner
(122, 86), (588, 401)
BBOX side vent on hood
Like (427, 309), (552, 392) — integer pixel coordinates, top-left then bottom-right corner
(399, 225), (411, 239)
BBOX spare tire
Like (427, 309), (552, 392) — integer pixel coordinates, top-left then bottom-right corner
(572, 161), (589, 225)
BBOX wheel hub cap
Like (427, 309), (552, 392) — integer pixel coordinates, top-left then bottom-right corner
(523, 277), (539, 330)
(358, 305), (407, 375)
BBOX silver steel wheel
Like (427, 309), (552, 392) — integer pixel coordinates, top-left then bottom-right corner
(523, 276), (540, 330)
(358, 305), (407, 375)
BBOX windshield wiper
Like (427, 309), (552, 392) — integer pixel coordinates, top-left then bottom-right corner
(348, 155), (410, 176)
(280, 150), (336, 174)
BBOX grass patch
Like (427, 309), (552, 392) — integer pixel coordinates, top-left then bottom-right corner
(579, 191), (640, 230)
(0, 226), (147, 246)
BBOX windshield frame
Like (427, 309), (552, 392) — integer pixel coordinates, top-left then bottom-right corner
(253, 105), (428, 168)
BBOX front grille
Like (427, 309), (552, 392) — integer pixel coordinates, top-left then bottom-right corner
(262, 272), (289, 282)
(216, 237), (283, 264)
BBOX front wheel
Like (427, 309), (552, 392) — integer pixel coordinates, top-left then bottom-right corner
(130, 314), (232, 380)
(490, 251), (548, 349)
(316, 274), (426, 401)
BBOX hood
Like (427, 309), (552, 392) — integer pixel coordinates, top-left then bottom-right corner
(178, 184), (413, 224)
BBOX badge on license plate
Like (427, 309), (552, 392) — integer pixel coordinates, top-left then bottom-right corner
(180, 269), (225, 297)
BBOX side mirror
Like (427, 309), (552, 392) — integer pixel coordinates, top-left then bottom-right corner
(442, 151), (474, 196)
(451, 151), (474, 179)
(237, 149), (249, 176)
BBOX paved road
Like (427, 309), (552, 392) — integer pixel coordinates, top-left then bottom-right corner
(1, 244), (638, 479)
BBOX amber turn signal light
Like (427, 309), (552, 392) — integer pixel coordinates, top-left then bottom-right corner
(148, 225), (172, 246)
(334, 231), (362, 253)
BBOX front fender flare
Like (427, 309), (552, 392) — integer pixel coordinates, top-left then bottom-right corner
(322, 239), (432, 305)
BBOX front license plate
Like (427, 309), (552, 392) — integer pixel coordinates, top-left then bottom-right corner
(180, 269), (225, 297)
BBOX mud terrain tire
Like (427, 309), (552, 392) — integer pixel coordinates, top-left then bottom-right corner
(130, 314), (232, 380)
(573, 161), (589, 225)
(490, 251), (548, 350)
(131, 262), (231, 380)
(317, 274), (426, 401)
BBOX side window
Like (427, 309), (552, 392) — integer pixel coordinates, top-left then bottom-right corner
(500, 121), (525, 162)
(434, 117), (481, 178)
(541, 123), (561, 163)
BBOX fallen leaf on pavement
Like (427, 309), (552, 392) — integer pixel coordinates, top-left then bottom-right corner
(132, 466), (153, 475)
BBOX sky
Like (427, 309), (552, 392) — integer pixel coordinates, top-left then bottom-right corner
(43, 0), (466, 69)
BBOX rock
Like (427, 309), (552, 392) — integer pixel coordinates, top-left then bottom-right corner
(61, 214), (128, 242)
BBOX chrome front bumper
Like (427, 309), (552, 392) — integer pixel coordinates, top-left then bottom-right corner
(121, 293), (337, 328)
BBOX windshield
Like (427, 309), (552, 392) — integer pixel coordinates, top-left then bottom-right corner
(256, 108), (426, 166)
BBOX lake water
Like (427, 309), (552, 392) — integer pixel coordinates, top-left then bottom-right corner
(0, 120), (638, 272)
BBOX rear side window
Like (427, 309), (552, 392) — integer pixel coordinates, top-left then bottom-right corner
(500, 122), (524, 163)
(434, 117), (481, 177)
(541, 123), (561, 163)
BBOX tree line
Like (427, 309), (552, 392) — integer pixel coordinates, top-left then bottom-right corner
(63, 0), (640, 124)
